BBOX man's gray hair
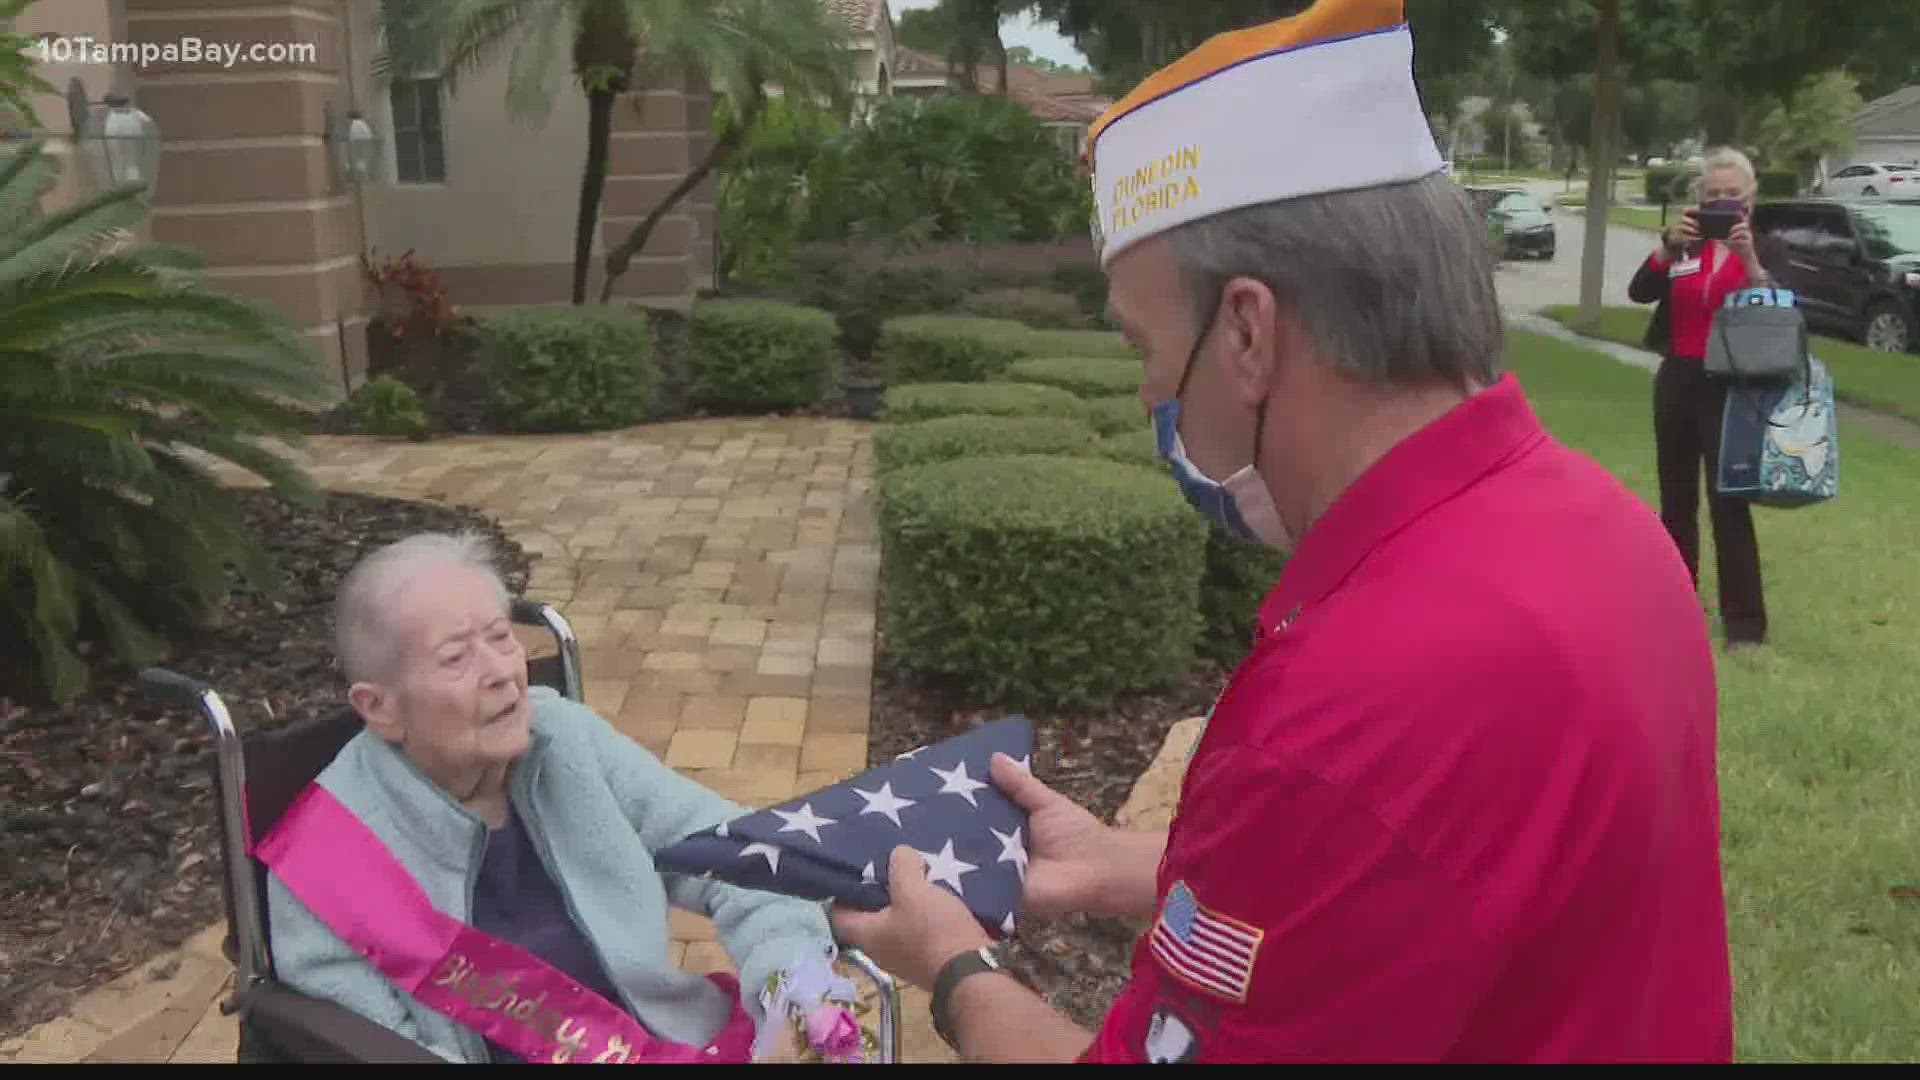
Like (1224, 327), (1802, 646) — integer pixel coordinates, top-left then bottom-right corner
(333, 531), (511, 684)
(1165, 171), (1503, 389)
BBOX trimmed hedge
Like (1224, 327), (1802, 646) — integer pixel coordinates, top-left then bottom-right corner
(476, 306), (656, 432)
(1022, 328), (1135, 359)
(1097, 429), (1162, 472)
(960, 288), (1087, 329)
(881, 381), (1086, 423)
(1001, 356), (1141, 399)
(1082, 394), (1148, 436)
(1200, 532), (1288, 665)
(873, 414), (1100, 474)
(879, 455), (1207, 709)
(877, 315), (1136, 384)
(687, 299), (836, 411)
(878, 315), (1033, 383)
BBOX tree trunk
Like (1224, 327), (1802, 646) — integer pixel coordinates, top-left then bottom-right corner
(599, 96), (756, 304)
(997, 40), (1010, 95)
(573, 85), (617, 305)
(1577, 0), (1621, 331)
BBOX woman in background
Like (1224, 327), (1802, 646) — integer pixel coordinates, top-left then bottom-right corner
(1628, 147), (1787, 650)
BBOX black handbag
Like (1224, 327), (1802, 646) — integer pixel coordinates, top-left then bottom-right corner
(1704, 287), (1809, 383)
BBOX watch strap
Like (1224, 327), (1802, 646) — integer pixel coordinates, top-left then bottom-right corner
(930, 947), (1000, 1053)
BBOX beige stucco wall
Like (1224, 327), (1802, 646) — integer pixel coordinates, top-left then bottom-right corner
(344, 0), (581, 268)
(16, 0), (126, 213)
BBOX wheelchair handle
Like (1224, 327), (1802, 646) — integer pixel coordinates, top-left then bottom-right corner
(138, 666), (215, 711)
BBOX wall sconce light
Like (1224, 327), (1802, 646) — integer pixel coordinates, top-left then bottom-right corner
(326, 107), (381, 185)
(66, 79), (160, 196)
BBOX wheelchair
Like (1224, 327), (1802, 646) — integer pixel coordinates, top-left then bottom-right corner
(136, 599), (901, 1064)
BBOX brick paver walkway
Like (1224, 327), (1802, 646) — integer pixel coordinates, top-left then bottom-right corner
(0, 417), (954, 1063)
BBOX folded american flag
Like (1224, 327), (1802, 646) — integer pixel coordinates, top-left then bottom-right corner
(654, 715), (1035, 939)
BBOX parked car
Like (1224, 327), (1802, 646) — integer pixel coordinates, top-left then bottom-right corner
(1749, 198), (1920, 352)
(1813, 162), (1920, 199)
(1464, 187), (1556, 260)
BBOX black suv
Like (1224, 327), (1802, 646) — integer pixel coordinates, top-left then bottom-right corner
(1749, 198), (1920, 352)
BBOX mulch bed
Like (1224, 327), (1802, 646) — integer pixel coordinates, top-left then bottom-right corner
(866, 644), (1232, 1032)
(0, 490), (533, 1042)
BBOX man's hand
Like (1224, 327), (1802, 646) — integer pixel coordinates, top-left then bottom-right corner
(1728, 218), (1758, 264)
(830, 845), (993, 990)
(990, 753), (1165, 922)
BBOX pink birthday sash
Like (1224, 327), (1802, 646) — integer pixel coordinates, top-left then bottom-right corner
(253, 782), (756, 1064)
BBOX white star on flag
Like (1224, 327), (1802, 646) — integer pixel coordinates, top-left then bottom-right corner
(930, 761), (989, 808)
(861, 861), (877, 885)
(992, 826), (1028, 881)
(774, 803), (835, 844)
(896, 747), (923, 761)
(854, 781), (916, 828)
(1002, 912), (1017, 936)
(740, 842), (781, 874)
(717, 821), (729, 838)
(916, 840), (978, 897)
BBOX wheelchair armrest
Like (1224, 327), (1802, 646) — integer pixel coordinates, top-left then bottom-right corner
(243, 981), (449, 1064)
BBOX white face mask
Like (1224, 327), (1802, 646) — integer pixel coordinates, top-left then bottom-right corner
(1156, 416), (1293, 551)
(1148, 295), (1294, 553)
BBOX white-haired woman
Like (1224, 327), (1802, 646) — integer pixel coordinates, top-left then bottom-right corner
(1627, 147), (1785, 649)
(259, 532), (864, 1064)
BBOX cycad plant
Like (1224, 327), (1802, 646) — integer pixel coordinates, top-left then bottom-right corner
(0, 141), (335, 703)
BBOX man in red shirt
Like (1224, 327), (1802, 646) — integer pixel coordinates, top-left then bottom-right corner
(833, 0), (1732, 1063)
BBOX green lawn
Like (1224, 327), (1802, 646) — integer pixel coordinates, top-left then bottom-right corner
(1504, 328), (1920, 1062)
(1541, 304), (1920, 427)
(1608, 204), (1668, 233)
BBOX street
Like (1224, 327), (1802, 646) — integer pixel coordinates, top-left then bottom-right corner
(1485, 178), (1662, 316)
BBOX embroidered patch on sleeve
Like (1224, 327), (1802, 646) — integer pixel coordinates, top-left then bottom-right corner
(1149, 880), (1264, 1005)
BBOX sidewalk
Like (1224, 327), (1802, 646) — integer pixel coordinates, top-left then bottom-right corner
(0, 416), (955, 1064)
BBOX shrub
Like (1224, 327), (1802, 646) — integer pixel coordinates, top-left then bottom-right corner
(0, 140), (335, 702)
(1020, 328), (1136, 359)
(876, 314), (1135, 384)
(873, 414), (1100, 473)
(877, 315), (1034, 383)
(349, 375), (429, 439)
(881, 381), (1086, 423)
(1096, 429), (1162, 472)
(1050, 261), (1109, 323)
(1082, 395), (1148, 436)
(960, 288), (1086, 329)
(1758, 169), (1799, 198)
(1199, 532), (1288, 666)
(879, 455), (1207, 710)
(1002, 356), (1141, 399)
(475, 306), (656, 432)
(687, 298), (836, 411)
(1644, 166), (1691, 205)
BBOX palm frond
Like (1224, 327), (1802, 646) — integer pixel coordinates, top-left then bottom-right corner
(504, 0), (575, 123)
(0, 177), (147, 285)
(0, 141), (59, 237)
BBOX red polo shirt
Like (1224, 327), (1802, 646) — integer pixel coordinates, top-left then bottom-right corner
(1082, 374), (1731, 1064)
(1645, 240), (1754, 360)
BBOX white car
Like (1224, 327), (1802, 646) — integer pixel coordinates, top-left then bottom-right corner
(1818, 162), (1920, 198)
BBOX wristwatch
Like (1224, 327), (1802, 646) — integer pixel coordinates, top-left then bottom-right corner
(930, 944), (1032, 1053)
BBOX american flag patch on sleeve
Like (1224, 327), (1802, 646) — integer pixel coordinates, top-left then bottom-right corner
(1150, 880), (1264, 1004)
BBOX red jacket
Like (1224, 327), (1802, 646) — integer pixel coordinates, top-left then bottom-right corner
(1635, 240), (1765, 360)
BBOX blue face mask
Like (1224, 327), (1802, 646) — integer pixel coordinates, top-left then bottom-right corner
(1150, 305), (1293, 551)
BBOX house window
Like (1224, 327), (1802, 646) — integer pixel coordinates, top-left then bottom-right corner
(389, 77), (445, 184)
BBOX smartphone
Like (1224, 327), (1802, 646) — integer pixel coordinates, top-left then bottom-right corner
(1696, 207), (1740, 241)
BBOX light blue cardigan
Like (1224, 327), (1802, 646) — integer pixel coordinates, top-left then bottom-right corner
(264, 685), (835, 1063)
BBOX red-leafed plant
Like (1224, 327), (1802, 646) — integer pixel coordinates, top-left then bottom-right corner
(361, 249), (462, 341)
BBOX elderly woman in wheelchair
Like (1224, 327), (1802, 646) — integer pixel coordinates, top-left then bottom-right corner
(257, 532), (862, 1064)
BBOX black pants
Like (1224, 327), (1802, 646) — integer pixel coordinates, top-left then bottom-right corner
(1653, 357), (1767, 643)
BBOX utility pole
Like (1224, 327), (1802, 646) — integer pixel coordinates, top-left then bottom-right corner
(1578, 0), (1620, 331)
